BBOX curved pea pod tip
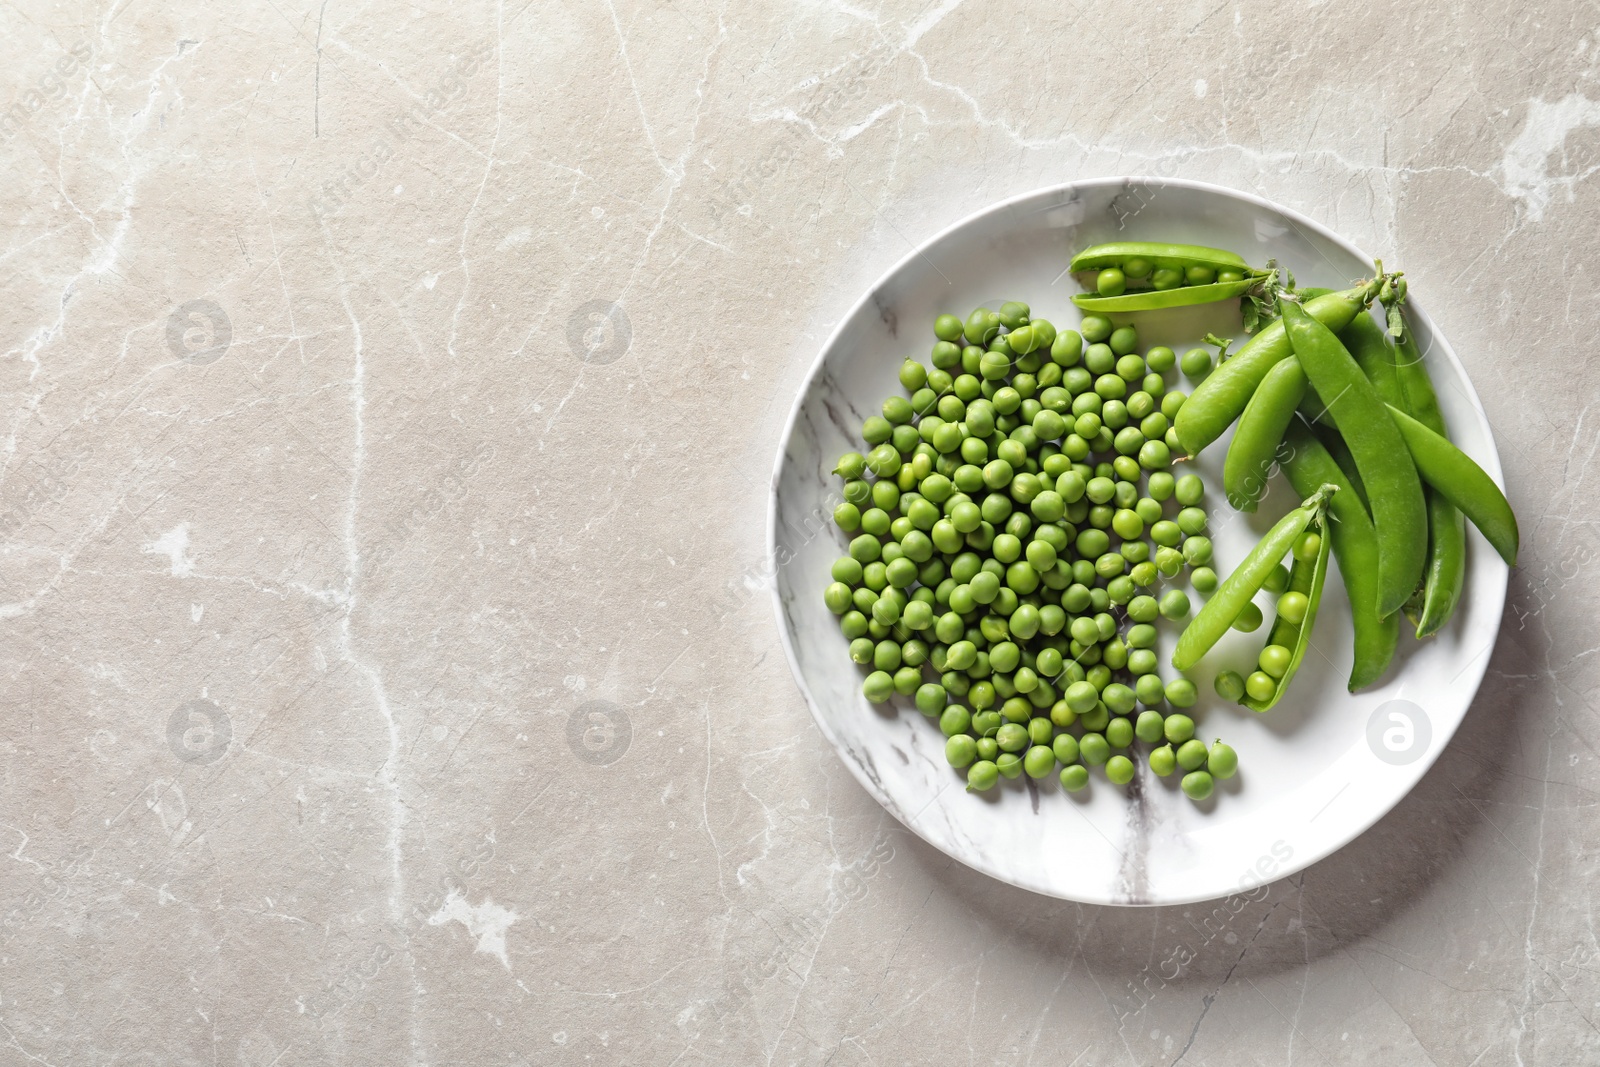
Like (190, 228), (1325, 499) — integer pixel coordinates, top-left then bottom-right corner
(1385, 403), (1519, 566)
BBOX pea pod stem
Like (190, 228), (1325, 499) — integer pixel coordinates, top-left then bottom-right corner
(1174, 276), (1391, 457)
(1171, 483), (1337, 671)
(1281, 299), (1427, 617)
(1239, 508), (1333, 713)
(1386, 402), (1519, 566)
(1281, 422), (1399, 690)
(1224, 356), (1307, 512)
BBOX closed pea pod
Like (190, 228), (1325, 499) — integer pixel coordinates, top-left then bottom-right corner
(1278, 421), (1397, 690)
(1339, 310), (1406, 410)
(1385, 404), (1518, 566)
(1172, 483), (1336, 671)
(1175, 278), (1387, 456)
(1390, 318), (1467, 635)
(1281, 299), (1426, 617)
(1223, 356), (1307, 511)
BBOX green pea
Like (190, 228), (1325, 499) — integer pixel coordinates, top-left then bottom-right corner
(1079, 733), (1110, 765)
(1127, 648), (1157, 675)
(1108, 327), (1137, 357)
(1176, 738), (1209, 771)
(1165, 678), (1198, 708)
(843, 479), (872, 506)
(1172, 473), (1203, 506)
(1208, 740), (1239, 779)
(1131, 710), (1163, 744)
(1105, 754), (1135, 785)
(1027, 717), (1053, 747)
(998, 300), (1030, 328)
(1145, 345), (1176, 372)
(1232, 601), (1264, 633)
(966, 759), (1000, 791)
(1159, 590), (1191, 620)
(1163, 713), (1195, 744)
(1079, 315), (1112, 343)
(934, 313), (965, 342)
(935, 704), (970, 736)
(975, 736), (999, 760)
(1120, 256), (1152, 279)
(1064, 679), (1099, 714)
(1191, 566), (1218, 593)
(1258, 643), (1293, 679)
(1060, 764), (1090, 791)
(1214, 670), (1246, 702)
(1105, 718), (1134, 749)
(824, 582), (852, 614)
(840, 610), (869, 639)
(1160, 390), (1187, 422)
(1294, 531), (1322, 562)
(1023, 745), (1057, 779)
(1181, 771), (1215, 801)
(1149, 744), (1176, 777)
(1262, 563), (1292, 595)
(945, 735), (977, 768)
(1179, 348), (1212, 381)
(1151, 266), (1183, 290)
(848, 637), (874, 664)
(1245, 671), (1277, 701)
(1147, 471), (1175, 501)
(996, 752), (1024, 779)
(1183, 264), (1216, 286)
(1096, 268), (1127, 297)
(1138, 440), (1171, 470)
(1177, 509), (1208, 538)
(995, 723), (1029, 753)
(1126, 623), (1158, 649)
(862, 671), (894, 703)
(873, 638), (902, 670)
(1135, 673), (1166, 706)
(915, 682), (949, 716)
(1277, 591), (1309, 625)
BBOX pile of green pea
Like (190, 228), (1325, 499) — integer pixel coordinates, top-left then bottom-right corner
(823, 301), (1239, 802)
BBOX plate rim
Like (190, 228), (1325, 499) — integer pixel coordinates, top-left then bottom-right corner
(767, 175), (1507, 906)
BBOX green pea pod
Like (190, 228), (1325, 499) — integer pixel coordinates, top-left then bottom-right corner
(1224, 356), (1307, 512)
(1281, 300), (1427, 617)
(1392, 320), (1466, 635)
(1240, 505), (1333, 713)
(1068, 241), (1252, 274)
(1385, 403), (1519, 566)
(1339, 310), (1405, 410)
(1072, 278), (1258, 313)
(1174, 280), (1382, 456)
(1172, 483), (1337, 671)
(1281, 422), (1399, 690)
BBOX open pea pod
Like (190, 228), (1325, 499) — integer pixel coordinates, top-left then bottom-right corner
(1068, 240), (1275, 314)
(1069, 241), (1253, 274)
(1171, 483), (1337, 671)
(1240, 508), (1334, 713)
(1072, 278), (1262, 313)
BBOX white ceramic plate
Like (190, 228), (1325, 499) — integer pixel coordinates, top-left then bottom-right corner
(770, 178), (1508, 906)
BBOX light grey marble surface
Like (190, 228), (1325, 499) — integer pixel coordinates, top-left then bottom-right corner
(1, 2), (1596, 1064)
